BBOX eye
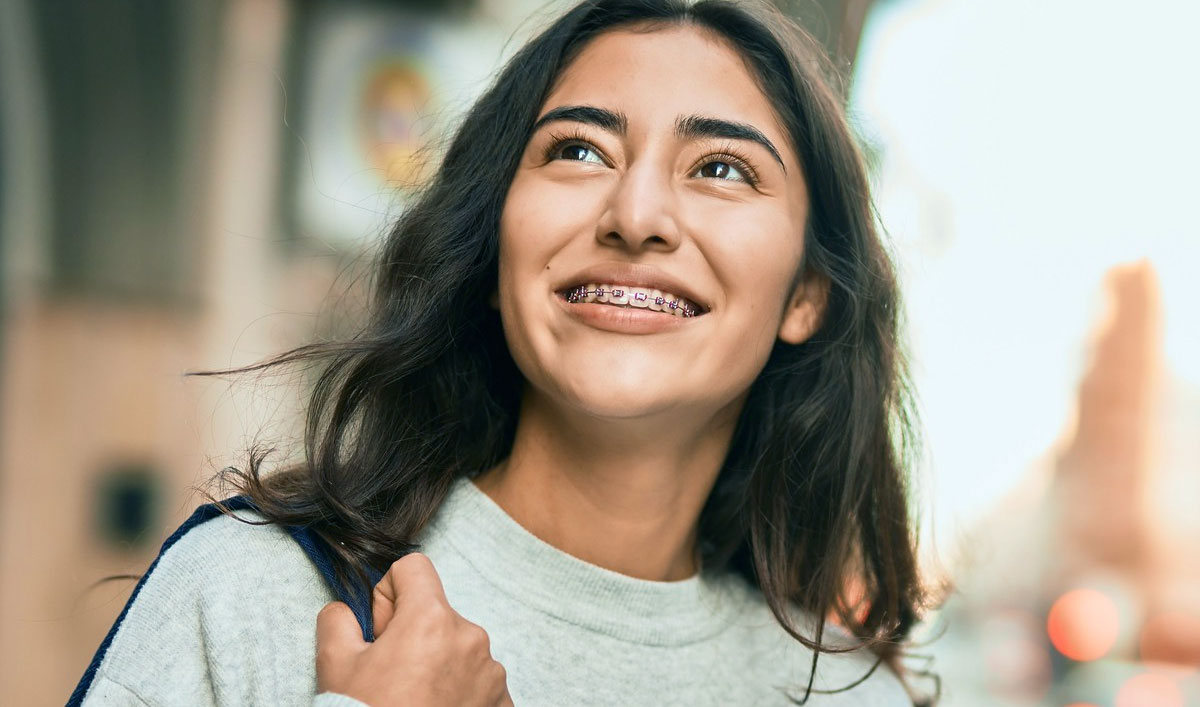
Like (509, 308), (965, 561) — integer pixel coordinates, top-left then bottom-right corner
(544, 131), (607, 166)
(556, 143), (605, 164)
(695, 160), (748, 182)
(690, 151), (760, 186)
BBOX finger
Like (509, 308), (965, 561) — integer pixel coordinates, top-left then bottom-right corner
(316, 601), (365, 661)
(379, 552), (449, 616)
(491, 662), (514, 707)
(315, 602), (365, 692)
(372, 580), (396, 637)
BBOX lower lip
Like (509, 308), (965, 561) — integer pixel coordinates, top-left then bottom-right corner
(554, 295), (700, 334)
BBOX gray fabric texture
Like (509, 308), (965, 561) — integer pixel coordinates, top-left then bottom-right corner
(82, 477), (911, 705)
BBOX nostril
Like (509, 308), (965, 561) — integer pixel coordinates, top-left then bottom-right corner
(598, 231), (673, 251)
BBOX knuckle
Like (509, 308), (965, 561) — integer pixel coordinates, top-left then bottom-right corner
(466, 622), (491, 651)
(495, 679), (515, 707)
(400, 552), (433, 570)
(388, 552), (430, 574)
(318, 601), (339, 617)
(316, 602), (343, 625)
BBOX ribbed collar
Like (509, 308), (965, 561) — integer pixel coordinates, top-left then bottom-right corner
(422, 477), (748, 647)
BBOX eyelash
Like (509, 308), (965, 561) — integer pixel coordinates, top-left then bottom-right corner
(701, 142), (762, 186)
(543, 128), (607, 165)
(541, 130), (762, 187)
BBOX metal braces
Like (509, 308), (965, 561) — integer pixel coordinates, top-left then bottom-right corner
(565, 286), (697, 317)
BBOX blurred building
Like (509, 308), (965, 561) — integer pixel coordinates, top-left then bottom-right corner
(0, 0), (876, 703)
(933, 263), (1200, 705)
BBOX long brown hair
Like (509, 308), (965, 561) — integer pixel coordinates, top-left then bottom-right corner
(199, 0), (934, 702)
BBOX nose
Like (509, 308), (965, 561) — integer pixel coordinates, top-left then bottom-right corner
(594, 157), (681, 253)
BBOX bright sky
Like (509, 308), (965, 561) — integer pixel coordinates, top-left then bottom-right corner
(850, 0), (1200, 554)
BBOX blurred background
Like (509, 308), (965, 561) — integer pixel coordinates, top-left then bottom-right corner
(0, 0), (1196, 704)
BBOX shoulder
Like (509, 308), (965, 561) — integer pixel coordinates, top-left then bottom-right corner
(84, 508), (334, 705)
(155, 508), (322, 590)
(719, 576), (914, 705)
(125, 508), (328, 610)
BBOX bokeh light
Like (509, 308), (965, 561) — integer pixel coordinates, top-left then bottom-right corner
(1047, 588), (1121, 661)
(1115, 672), (1184, 707)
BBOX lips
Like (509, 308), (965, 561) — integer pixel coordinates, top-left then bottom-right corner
(553, 263), (711, 316)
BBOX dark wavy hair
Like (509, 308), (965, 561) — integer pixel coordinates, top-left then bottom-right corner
(200, 0), (933, 702)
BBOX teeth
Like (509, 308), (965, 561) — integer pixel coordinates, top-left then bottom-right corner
(647, 289), (664, 312)
(566, 283), (700, 317)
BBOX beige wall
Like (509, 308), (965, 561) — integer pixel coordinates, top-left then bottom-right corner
(0, 0), (339, 702)
(0, 303), (205, 703)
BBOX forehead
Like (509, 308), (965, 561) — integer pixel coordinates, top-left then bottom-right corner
(544, 25), (794, 151)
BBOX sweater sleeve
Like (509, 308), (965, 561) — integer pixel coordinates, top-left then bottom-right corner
(80, 512), (340, 707)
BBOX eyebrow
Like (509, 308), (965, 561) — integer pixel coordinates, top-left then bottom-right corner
(676, 115), (786, 173)
(531, 105), (628, 135)
(531, 104), (787, 174)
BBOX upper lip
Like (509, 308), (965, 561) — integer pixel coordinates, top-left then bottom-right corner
(555, 262), (711, 313)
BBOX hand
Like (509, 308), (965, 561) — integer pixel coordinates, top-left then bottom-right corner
(315, 553), (514, 706)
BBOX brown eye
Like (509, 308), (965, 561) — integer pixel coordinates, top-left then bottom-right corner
(696, 160), (748, 182)
(554, 142), (605, 164)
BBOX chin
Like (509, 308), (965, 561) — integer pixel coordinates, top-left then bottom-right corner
(576, 392), (675, 421)
(549, 367), (687, 420)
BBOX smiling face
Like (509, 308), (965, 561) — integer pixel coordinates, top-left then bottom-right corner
(497, 24), (822, 422)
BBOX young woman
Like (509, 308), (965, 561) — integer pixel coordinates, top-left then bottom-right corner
(72, 0), (932, 704)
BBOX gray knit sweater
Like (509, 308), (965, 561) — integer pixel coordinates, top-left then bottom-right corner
(81, 478), (911, 705)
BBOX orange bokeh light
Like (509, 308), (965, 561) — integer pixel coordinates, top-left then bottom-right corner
(1115, 673), (1182, 707)
(1046, 588), (1120, 661)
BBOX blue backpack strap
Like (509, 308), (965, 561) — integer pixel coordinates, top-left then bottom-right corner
(284, 523), (385, 641)
(67, 497), (382, 706)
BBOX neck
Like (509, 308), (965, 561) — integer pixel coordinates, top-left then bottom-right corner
(473, 390), (743, 582)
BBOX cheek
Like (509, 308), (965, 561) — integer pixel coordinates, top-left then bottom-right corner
(496, 176), (581, 385)
(498, 182), (537, 281)
(691, 200), (805, 311)
(497, 185), (553, 316)
(498, 175), (596, 281)
(692, 203), (805, 375)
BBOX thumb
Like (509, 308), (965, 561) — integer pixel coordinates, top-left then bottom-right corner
(315, 602), (365, 692)
(372, 580), (396, 638)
